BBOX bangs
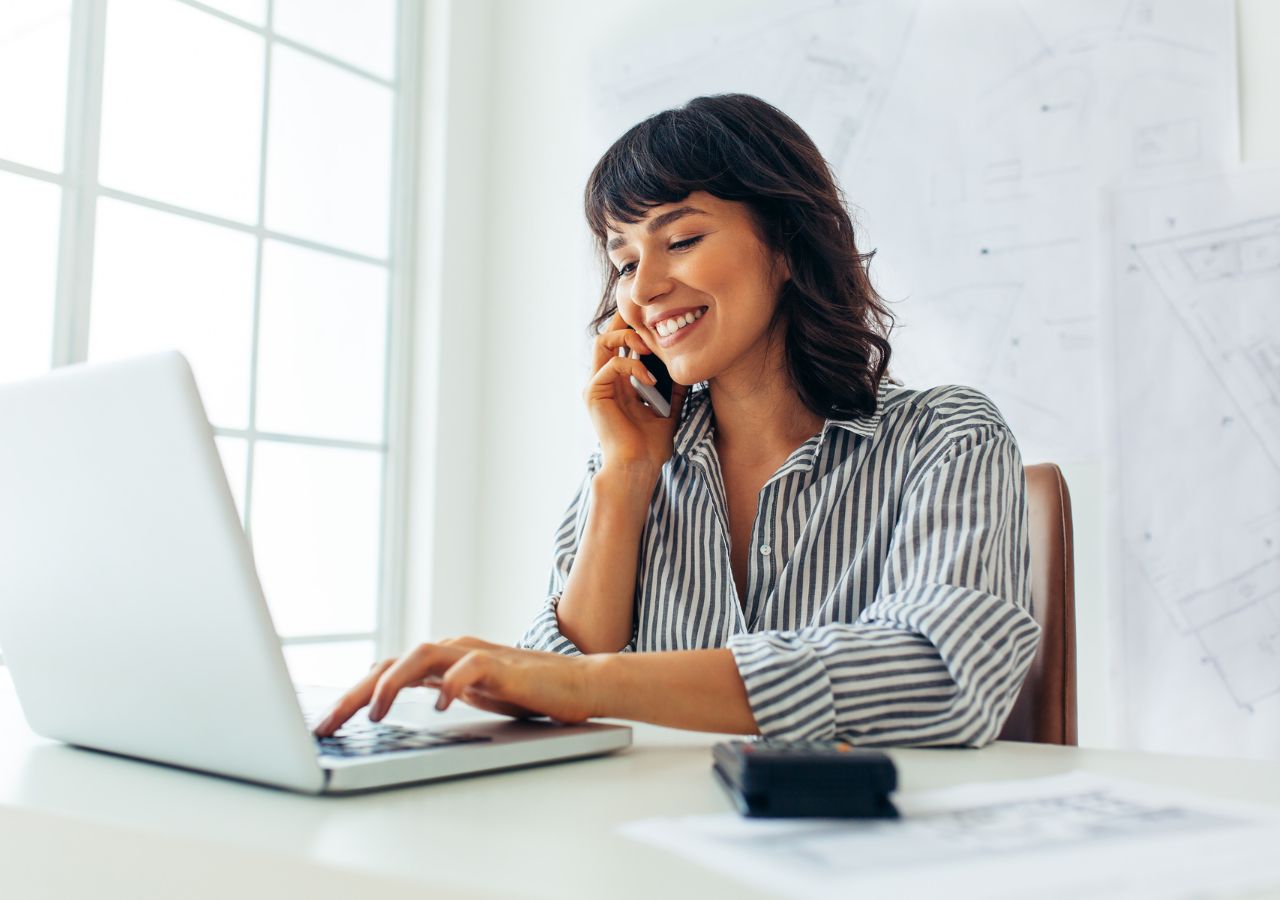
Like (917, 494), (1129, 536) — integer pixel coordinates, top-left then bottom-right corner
(584, 107), (731, 239)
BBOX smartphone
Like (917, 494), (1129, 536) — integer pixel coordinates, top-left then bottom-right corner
(620, 333), (673, 418)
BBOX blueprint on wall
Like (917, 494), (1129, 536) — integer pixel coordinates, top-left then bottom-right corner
(1110, 168), (1280, 759)
(854, 0), (1239, 463)
(591, 0), (1239, 464)
(589, 0), (919, 181)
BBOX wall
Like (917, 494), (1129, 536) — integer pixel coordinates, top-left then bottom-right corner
(402, 0), (496, 645)
(411, 0), (1280, 748)
(1239, 0), (1280, 160)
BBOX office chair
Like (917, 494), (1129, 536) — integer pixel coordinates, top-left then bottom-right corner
(998, 463), (1078, 745)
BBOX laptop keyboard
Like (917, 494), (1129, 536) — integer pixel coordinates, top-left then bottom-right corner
(313, 720), (491, 758)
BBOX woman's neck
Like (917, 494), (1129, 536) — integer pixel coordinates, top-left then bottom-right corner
(707, 337), (825, 468)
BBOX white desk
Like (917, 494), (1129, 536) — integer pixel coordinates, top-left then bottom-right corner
(3, 678), (1279, 900)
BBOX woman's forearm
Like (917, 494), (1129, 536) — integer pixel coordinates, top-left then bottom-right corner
(555, 464), (658, 653)
(585, 648), (760, 735)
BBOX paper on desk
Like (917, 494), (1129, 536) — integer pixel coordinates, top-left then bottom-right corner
(620, 772), (1280, 900)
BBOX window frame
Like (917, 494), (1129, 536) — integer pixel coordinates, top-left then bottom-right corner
(0, 0), (423, 669)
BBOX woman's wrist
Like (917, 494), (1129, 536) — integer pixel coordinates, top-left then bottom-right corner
(575, 650), (759, 734)
(593, 460), (661, 501)
(579, 653), (619, 719)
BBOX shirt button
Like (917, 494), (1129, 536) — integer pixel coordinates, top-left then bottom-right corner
(759, 544), (771, 556)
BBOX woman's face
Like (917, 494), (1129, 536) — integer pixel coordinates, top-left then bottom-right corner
(605, 191), (789, 388)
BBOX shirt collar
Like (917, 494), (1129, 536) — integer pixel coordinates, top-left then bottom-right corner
(821, 378), (890, 441)
(672, 385), (715, 457)
(672, 380), (889, 459)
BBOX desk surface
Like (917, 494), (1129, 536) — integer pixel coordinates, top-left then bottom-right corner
(3, 677), (1279, 900)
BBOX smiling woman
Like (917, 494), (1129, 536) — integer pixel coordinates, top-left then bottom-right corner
(317, 94), (1040, 748)
(585, 96), (892, 421)
(601, 194), (787, 390)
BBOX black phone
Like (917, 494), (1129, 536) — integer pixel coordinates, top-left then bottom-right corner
(623, 330), (674, 417)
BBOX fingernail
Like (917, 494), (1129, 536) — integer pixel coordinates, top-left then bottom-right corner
(643, 369), (657, 384)
(435, 693), (448, 711)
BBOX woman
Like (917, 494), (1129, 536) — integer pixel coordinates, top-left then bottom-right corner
(316, 94), (1039, 747)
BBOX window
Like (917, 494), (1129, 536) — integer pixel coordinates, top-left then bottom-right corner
(0, 0), (418, 687)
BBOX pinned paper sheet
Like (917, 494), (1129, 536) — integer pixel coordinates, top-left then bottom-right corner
(621, 772), (1280, 900)
(1109, 166), (1280, 760)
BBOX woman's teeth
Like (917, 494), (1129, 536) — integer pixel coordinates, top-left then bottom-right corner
(655, 308), (705, 337)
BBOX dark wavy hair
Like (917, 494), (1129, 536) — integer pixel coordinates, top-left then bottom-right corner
(584, 93), (894, 419)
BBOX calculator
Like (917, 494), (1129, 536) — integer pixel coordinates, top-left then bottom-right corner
(712, 740), (899, 819)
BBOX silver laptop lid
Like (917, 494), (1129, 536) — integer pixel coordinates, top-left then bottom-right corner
(0, 352), (324, 793)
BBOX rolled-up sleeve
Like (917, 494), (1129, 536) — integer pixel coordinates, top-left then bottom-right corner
(728, 415), (1040, 748)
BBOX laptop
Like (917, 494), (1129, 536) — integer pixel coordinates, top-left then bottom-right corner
(0, 351), (630, 794)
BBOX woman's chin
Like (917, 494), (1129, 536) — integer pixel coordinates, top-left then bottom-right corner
(667, 363), (708, 387)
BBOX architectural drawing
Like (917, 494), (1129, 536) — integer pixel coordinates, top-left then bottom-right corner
(696, 784), (1241, 870)
(622, 773), (1280, 900)
(1136, 218), (1280, 471)
(590, 0), (920, 176)
(1111, 170), (1280, 758)
(861, 0), (1238, 462)
(1118, 213), (1280, 715)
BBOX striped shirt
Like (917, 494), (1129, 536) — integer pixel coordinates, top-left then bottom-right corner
(519, 381), (1040, 747)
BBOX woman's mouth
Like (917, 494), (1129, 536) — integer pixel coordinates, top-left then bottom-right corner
(653, 307), (707, 347)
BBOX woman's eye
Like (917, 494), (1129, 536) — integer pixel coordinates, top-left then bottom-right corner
(616, 236), (701, 277)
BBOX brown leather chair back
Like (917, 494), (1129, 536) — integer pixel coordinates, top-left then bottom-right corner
(998, 463), (1078, 745)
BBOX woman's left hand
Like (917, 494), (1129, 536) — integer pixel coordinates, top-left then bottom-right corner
(311, 638), (598, 736)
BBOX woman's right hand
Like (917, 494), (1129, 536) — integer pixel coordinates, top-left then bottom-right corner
(585, 312), (688, 477)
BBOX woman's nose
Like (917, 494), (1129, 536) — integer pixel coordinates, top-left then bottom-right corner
(630, 260), (674, 306)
